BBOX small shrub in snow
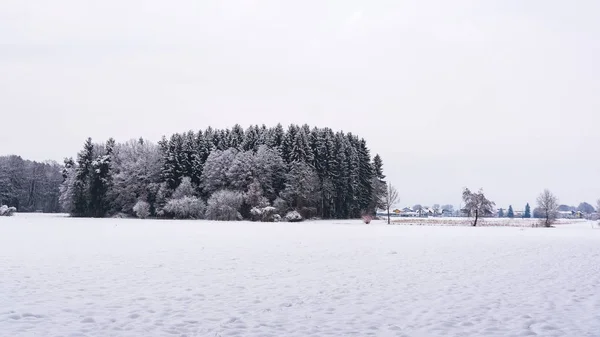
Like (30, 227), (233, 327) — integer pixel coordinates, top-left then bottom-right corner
(362, 214), (373, 224)
(133, 200), (151, 219)
(273, 214), (282, 222)
(205, 190), (243, 221)
(250, 206), (278, 222)
(285, 210), (303, 222)
(164, 196), (206, 219)
(0, 205), (16, 216)
(250, 207), (263, 221)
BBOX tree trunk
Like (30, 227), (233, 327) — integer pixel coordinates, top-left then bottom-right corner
(473, 209), (479, 226)
(387, 206), (390, 225)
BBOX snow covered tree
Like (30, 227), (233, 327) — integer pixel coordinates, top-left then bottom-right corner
(229, 124), (245, 149)
(507, 205), (514, 218)
(537, 189), (558, 227)
(523, 203), (531, 218)
(164, 196), (206, 219)
(72, 138), (95, 216)
(432, 204), (441, 216)
(242, 125), (260, 152)
(281, 161), (321, 211)
(577, 202), (595, 215)
(462, 188), (495, 226)
(498, 208), (505, 218)
(171, 177), (195, 199)
(226, 150), (255, 192)
(382, 182), (399, 224)
(201, 149), (237, 194)
(108, 139), (162, 216)
(244, 180), (269, 208)
(205, 190), (244, 221)
(133, 200), (150, 219)
(253, 145), (286, 200)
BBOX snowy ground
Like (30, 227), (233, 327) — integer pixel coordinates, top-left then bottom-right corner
(390, 217), (583, 227)
(1, 214), (600, 337)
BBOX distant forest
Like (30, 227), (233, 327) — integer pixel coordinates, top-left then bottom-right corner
(53, 124), (386, 220)
(0, 156), (62, 212)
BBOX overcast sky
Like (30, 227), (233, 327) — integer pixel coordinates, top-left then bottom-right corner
(1, 0), (599, 209)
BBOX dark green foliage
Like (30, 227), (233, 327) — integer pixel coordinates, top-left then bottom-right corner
(524, 203), (531, 218)
(507, 205), (514, 218)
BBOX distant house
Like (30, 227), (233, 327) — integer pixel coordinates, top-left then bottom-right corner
(557, 211), (575, 219)
(441, 209), (453, 217)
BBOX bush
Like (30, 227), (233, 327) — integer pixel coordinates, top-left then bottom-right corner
(0, 205), (16, 216)
(285, 210), (303, 222)
(164, 196), (206, 219)
(362, 214), (373, 224)
(133, 200), (151, 219)
(205, 190), (243, 221)
(250, 206), (278, 222)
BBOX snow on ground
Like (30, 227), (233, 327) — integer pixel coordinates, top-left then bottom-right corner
(1, 214), (600, 337)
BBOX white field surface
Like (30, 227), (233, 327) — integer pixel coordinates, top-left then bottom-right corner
(1, 214), (600, 337)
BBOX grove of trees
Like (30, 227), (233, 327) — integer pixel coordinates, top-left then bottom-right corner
(58, 124), (387, 221)
(0, 155), (63, 212)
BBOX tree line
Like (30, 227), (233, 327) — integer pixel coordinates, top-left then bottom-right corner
(0, 156), (62, 212)
(59, 124), (387, 220)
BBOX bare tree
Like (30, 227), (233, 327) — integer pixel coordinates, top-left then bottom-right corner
(462, 188), (495, 226)
(432, 204), (441, 216)
(537, 189), (559, 227)
(382, 183), (399, 225)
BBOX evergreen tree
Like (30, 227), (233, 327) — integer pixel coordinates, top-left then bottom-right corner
(356, 138), (374, 214)
(507, 205), (514, 218)
(268, 123), (285, 150)
(229, 124), (245, 149)
(372, 154), (385, 181)
(281, 124), (299, 163)
(73, 138), (95, 216)
(242, 125), (260, 152)
(524, 203), (531, 218)
(498, 208), (504, 217)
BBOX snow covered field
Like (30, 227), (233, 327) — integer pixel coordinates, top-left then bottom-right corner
(1, 214), (600, 337)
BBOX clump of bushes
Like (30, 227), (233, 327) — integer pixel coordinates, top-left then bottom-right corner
(205, 190), (244, 221)
(163, 197), (206, 219)
(285, 210), (303, 222)
(0, 205), (17, 216)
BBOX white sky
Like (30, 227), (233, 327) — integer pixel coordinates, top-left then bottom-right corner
(1, 0), (599, 209)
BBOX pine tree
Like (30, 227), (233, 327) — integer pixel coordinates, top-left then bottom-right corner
(289, 127), (314, 163)
(242, 125), (260, 152)
(269, 123), (285, 150)
(524, 203), (531, 218)
(357, 138), (374, 214)
(281, 124), (299, 163)
(372, 154), (385, 181)
(73, 138), (94, 216)
(507, 205), (514, 218)
(498, 208), (504, 217)
(230, 124), (245, 149)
